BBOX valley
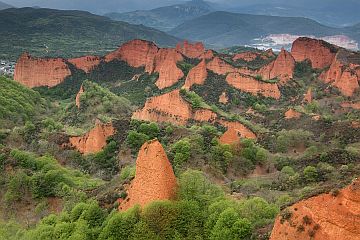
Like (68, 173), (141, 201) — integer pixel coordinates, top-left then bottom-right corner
(0, 34), (359, 239)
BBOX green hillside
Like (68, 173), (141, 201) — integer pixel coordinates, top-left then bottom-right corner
(0, 77), (47, 126)
(0, 7), (180, 60)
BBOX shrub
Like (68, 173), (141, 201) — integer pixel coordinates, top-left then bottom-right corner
(126, 130), (149, 151)
(120, 165), (136, 181)
(138, 123), (160, 139)
(171, 138), (191, 169)
(303, 166), (318, 182)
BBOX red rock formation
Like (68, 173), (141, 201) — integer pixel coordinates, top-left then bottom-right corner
(320, 50), (360, 96)
(219, 92), (229, 104)
(268, 48), (295, 83)
(153, 48), (184, 89)
(233, 52), (259, 62)
(68, 56), (101, 73)
(285, 109), (302, 119)
(184, 59), (208, 89)
(303, 88), (313, 103)
(119, 139), (177, 211)
(291, 37), (338, 69)
(193, 109), (217, 123)
(105, 39), (158, 70)
(132, 90), (218, 125)
(14, 53), (71, 88)
(207, 57), (236, 75)
(75, 84), (84, 109)
(265, 49), (276, 58)
(132, 90), (192, 125)
(106, 40), (184, 89)
(218, 120), (257, 139)
(341, 101), (360, 110)
(270, 178), (360, 240)
(69, 120), (115, 154)
(201, 49), (215, 60)
(219, 128), (242, 145)
(226, 72), (281, 99)
(176, 40), (205, 59)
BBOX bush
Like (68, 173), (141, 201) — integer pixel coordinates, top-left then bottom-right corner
(120, 165), (136, 181)
(303, 166), (318, 182)
(126, 130), (149, 152)
(171, 139), (191, 169)
(138, 123), (160, 139)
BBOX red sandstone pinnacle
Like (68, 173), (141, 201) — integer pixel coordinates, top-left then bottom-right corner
(153, 48), (184, 89)
(75, 84), (84, 109)
(69, 120), (115, 154)
(68, 56), (101, 73)
(226, 72), (281, 99)
(207, 56), (236, 75)
(184, 59), (208, 90)
(270, 178), (360, 240)
(176, 40), (205, 59)
(291, 37), (338, 69)
(320, 50), (360, 97)
(268, 48), (295, 83)
(284, 109), (302, 119)
(219, 91), (229, 104)
(119, 139), (177, 211)
(14, 53), (71, 88)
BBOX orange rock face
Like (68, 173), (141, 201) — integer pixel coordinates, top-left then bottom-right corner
(184, 59), (208, 89)
(219, 91), (229, 104)
(201, 49), (215, 60)
(75, 84), (84, 109)
(218, 120), (257, 140)
(265, 48), (295, 83)
(176, 40), (205, 59)
(106, 40), (184, 89)
(219, 128), (242, 145)
(153, 48), (184, 89)
(193, 109), (217, 123)
(320, 50), (360, 97)
(105, 39), (159, 69)
(341, 101), (360, 110)
(291, 37), (338, 69)
(226, 72), (281, 99)
(285, 109), (302, 119)
(14, 53), (71, 88)
(132, 90), (192, 125)
(233, 52), (260, 62)
(270, 178), (360, 240)
(69, 121), (115, 154)
(207, 57), (236, 75)
(68, 56), (101, 73)
(132, 90), (218, 125)
(303, 88), (313, 103)
(119, 140), (177, 211)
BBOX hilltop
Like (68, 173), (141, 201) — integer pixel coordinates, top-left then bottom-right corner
(0, 7), (180, 60)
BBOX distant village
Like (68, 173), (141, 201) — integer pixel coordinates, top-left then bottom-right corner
(0, 60), (15, 76)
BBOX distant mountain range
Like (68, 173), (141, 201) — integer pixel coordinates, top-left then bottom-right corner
(0, 7), (179, 60)
(169, 11), (360, 49)
(0, 1), (12, 10)
(105, 0), (213, 32)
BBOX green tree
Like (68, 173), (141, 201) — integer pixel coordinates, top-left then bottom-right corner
(126, 130), (149, 151)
